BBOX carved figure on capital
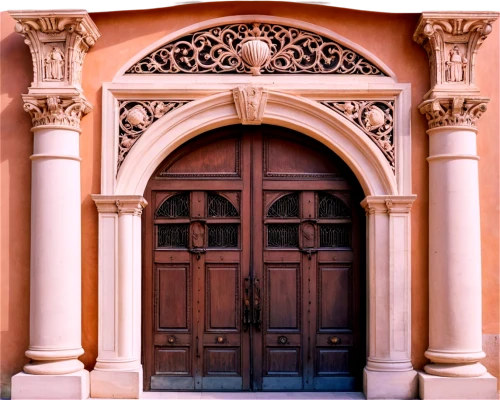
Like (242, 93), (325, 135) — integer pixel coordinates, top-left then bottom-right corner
(233, 86), (269, 125)
(446, 45), (467, 83)
(44, 46), (65, 81)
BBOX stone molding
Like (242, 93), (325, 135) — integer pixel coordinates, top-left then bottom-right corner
(23, 94), (92, 130)
(10, 10), (100, 89)
(419, 96), (488, 129)
(413, 12), (498, 99)
(361, 195), (416, 214)
(92, 195), (148, 215)
(232, 86), (268, 125)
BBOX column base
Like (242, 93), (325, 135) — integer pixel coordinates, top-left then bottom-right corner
(419, 371), (497, 399)
(363, 368), (418, 399)
(90, 367), (142, 399)
(11, 370), (89, 399)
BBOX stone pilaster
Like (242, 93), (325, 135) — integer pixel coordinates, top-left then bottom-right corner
(414, 12), (498, 400)
(9, 10), (100, 400)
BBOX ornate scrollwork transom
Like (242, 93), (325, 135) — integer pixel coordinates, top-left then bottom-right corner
(126, 23), (384, 75)
(118, 100), (191, 171)
(321, 100), (395, 172)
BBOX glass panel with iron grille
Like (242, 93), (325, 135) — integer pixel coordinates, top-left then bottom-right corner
(207, 193), (239, 217)
(318, 192), (350, 218)
(267, 193), (299, 218)
(207, 224), (238, 248)
(157, 224), (189, 248)
(319, 224), (351, 248)
(156, 193), (189, 218)
(267, 224), (299, 248)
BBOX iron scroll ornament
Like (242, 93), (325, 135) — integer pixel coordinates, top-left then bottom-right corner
(126, 23), (384, 75)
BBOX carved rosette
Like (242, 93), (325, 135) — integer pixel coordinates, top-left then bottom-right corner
(321, 100), (395, 172)
(118, 100), (191, 171)
(23, 95), (92, 129)
(233, 86), (269, 125)
(10, 11), (100, 87)
(413, 12), (498, 97)
(127, 22), (384, 75)
(419, 97), (488, 129)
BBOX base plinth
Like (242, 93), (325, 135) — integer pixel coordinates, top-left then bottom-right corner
(90, 368), (142, 399)
(419, 371), (497, 399)
(363, 368), (418, 399)
(11, 370), (89, 399)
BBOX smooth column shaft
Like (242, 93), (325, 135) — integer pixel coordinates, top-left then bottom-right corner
(25, 126), (84, 375)
(426, 126), (485, 377)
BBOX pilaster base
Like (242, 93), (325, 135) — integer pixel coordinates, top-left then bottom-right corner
(11, 370), (89, 399)
(419, 371), (497, 399)
(90, 367), (142, 399)
(363, 368), (418, 399)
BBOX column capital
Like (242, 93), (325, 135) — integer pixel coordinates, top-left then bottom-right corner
(92, 195), (148, 216)
(419, 96), (489, 130)
(23, 94), (92, 130)
(9, 10), (100, 91)
(361, 195), (417, 214)
(413, 12), (498, 99)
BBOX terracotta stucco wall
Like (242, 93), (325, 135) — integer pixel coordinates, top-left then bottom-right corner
(1, 3), (498, 397)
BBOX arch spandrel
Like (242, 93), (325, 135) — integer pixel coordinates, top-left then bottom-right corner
(115, 91), (398, 197)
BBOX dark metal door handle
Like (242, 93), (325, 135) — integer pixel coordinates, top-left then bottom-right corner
(253, 278), (262, 330)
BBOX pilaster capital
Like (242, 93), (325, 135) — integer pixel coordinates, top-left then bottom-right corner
(92, 195), (148, 216)
(413, 12), (498, 99)
(361, 195), (417, 215)
(9, 10), (100, 90)
(418, 96), (488, 130)
(23, 93), (92, 130)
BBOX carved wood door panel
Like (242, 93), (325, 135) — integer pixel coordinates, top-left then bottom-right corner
(143, 126), (364, 392)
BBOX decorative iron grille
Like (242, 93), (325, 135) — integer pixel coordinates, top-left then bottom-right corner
(319, 224), (351, 248)
(208, 193), (239, 217)
(157, 224), (189, 248)
(267, 193), (299, 218)
(318, 193), (350, 218)
(267, 224), (299, 247)
(208, 224), (238, 247)
(156, 193), (189, 218)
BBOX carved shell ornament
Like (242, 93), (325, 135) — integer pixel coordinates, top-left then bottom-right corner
(321, 101), (395, 172)
(127, 22), (384, 75)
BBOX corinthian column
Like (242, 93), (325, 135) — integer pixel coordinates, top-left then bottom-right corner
(414, 12), (498, 400)
(9, 10), (100, 400)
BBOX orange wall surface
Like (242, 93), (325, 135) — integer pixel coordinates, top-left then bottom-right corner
(1, 3), (499, 397)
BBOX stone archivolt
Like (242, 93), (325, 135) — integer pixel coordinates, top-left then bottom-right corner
(118, 100), (191, 170)
(321, 100), (395, 171)
(126, 22), (384, 76)
(419, 97), (488, 129)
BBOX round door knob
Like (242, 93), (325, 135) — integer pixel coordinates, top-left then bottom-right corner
(277, 336), (288, 345)
(216, 336), (225, 344)
(329, 336), (340, 344)
(167, 336), (176, 344)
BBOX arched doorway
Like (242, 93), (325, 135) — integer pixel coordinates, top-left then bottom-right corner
(142, 125), (366, 391)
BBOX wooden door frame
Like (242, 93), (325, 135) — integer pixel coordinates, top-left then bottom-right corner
(91, 15), (417, 400)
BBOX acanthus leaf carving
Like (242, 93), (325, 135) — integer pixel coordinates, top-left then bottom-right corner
(419, 97), (488, 129)
(321, 100), (395, 172)
(126, 22), (384, 76)
(233, 86), (268, 125)
(22, 95), (92, 129)
(118, 100), (191, 171)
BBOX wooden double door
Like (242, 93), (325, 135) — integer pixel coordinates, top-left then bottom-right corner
(143, 126), (365, 391)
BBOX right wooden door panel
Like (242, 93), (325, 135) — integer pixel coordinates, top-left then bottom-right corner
(144, 126), (364, 392)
